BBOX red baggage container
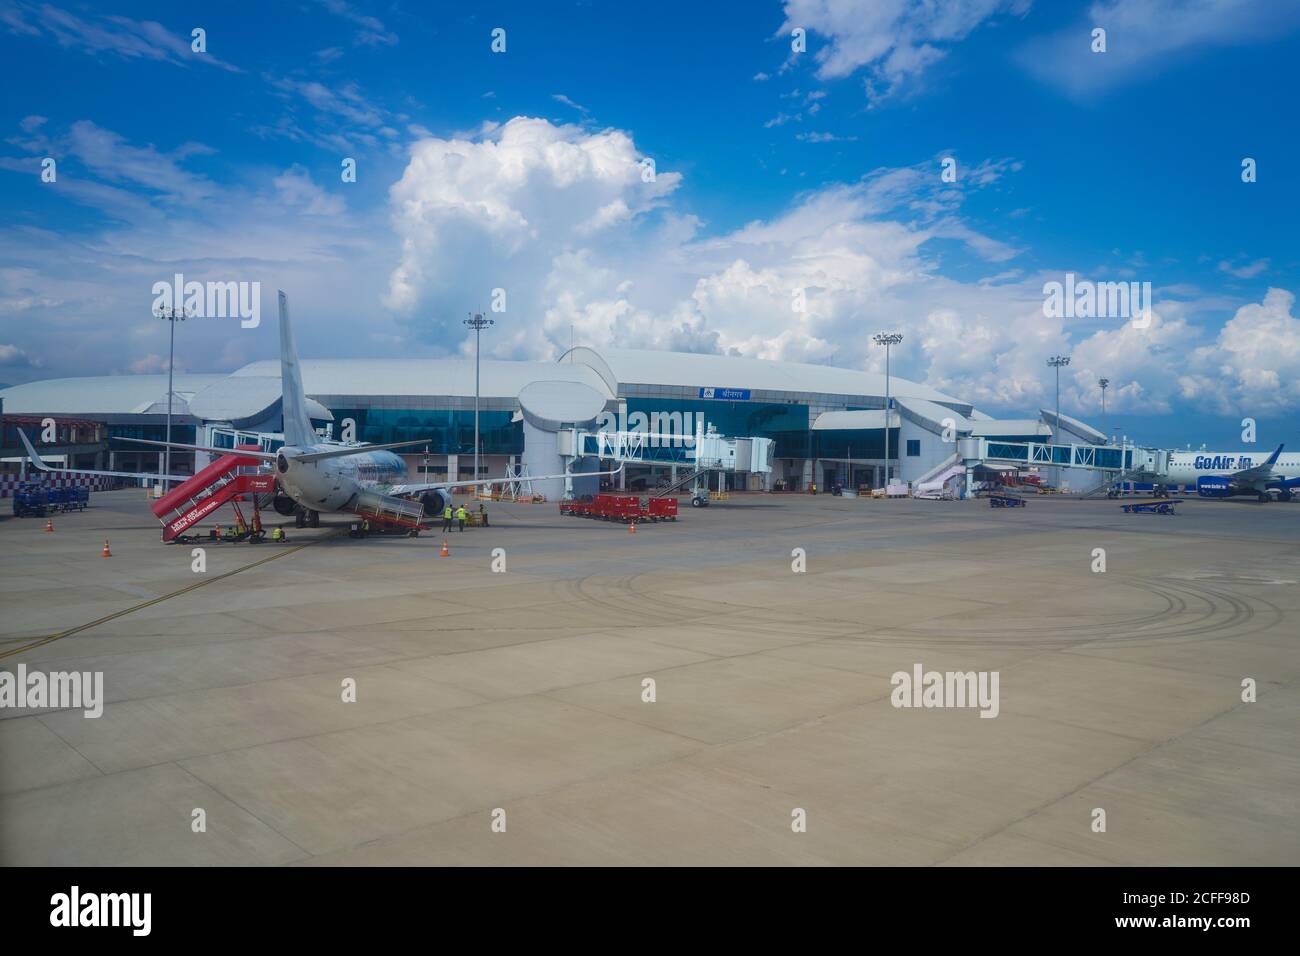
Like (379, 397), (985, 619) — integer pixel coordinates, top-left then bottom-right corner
(647, 497), (678, 521)
(589, 493), (635, 521)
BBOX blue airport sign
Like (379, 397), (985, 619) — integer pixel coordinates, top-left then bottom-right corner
(698, 387), (751, 401)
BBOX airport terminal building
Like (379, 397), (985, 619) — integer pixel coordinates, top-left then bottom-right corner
(0, 345), (1113, 495)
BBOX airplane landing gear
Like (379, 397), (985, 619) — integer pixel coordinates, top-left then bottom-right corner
(1280, 491), (1294, 502)
(1258, 492), (1271, 503)
(308, 509), (320, 527)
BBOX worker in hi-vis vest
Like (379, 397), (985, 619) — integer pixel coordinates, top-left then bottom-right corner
(455, 504), (467, 532)
(442, 504), (453, 532)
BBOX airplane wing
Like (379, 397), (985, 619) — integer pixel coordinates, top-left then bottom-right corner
(20, 429), (191, 481)
(114, 436), (434, 465)
(389, 464), (625, 498)
(113, 437), (279, 462)
(294, 440), (432, 463)
(1229, 444), (1284, 485)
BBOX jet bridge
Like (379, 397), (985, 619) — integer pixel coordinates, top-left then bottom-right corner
(954, 437), (1151, 497)
(560, 423), (773, 501)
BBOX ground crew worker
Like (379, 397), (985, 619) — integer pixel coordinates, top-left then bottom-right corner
(455, 504), (467, 531)
(442, 504), (453, 532)
(271, 525), (285, 542)
(479, 502), (489, 527)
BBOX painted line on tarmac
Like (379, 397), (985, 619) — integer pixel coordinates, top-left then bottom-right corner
(0, 531), (338, 662)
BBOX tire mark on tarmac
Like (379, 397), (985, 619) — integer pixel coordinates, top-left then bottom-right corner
(0, 532), (339, 662)
(930, 678), (1295, 866)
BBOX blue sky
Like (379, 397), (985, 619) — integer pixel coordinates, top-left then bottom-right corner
(1, 0), (1298, 447)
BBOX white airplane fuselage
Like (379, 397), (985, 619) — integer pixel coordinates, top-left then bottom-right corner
(275, 445), (414, 513)
(1165, 450), (1300, 498)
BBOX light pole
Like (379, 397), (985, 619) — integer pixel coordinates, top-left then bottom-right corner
(1047, 355), (1071, 442)
(154, 304), (189, 488)
(463, 312), (494, 486)
(873, 332), (903, 487)
(1098, 377), (1109, 418)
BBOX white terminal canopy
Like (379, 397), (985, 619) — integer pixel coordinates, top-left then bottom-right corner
(517, 380), (607, 431)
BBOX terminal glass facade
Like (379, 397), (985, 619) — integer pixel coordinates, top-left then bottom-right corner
(624, 398), (811, 459)
(809, 428), (899, 460)
(328, 408), (523, 455)
(108, 423), (195, 444)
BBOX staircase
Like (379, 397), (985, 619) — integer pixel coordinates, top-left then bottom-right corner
(151, 447), (275, 541)
(912, 452), (961, 487)
(913, 462), (966, 499)
(1080, 467), (1149, 499)
(653, 467), (718, 499)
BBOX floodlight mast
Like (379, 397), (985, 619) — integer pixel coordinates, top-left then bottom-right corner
(1047, 355), (1071, 442)
(464, 313), (495, 487)
(154, 304), (190, 488)
(873, 332), (903, 488)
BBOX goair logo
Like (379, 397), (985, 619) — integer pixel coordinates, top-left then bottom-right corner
(890, 664), (1000, 718)
(1194, 455), (1250, 470)
(50, 886), (151, 936)
(151, 273), (261, 328)
(1042, 273), (1151, 327)
(0, 664), (103, 718)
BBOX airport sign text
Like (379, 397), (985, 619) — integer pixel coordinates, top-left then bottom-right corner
(698, 387), (750, 401)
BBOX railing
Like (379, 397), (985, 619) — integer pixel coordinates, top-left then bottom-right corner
(151, 452), (275, 541)
(204, 426), (281, 454)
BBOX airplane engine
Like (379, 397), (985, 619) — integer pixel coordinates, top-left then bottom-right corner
(420, 489), (451, 515)
(272, 492), (299, 516)
(1196, 476), (1233, 498)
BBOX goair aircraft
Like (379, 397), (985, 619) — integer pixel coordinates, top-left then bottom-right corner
(1165, 444), (1300, 501)
(107, 291), (620, 527)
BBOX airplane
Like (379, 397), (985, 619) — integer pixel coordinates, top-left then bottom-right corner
(115, 291), (622, 530)
(1164, 444), (1300, 502)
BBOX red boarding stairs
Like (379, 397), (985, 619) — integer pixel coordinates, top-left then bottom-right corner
(151, 444), (277, 542)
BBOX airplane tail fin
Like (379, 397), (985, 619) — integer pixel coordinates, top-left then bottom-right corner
(1264, 443), (1285, 466)
(278, 291), (317, 448)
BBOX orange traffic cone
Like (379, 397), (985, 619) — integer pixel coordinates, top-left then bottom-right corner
(440, 539), (450, 557)
(44, 518), (54, 532)
(628, 521), (637, 534)
(102, 539), (112, 558)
